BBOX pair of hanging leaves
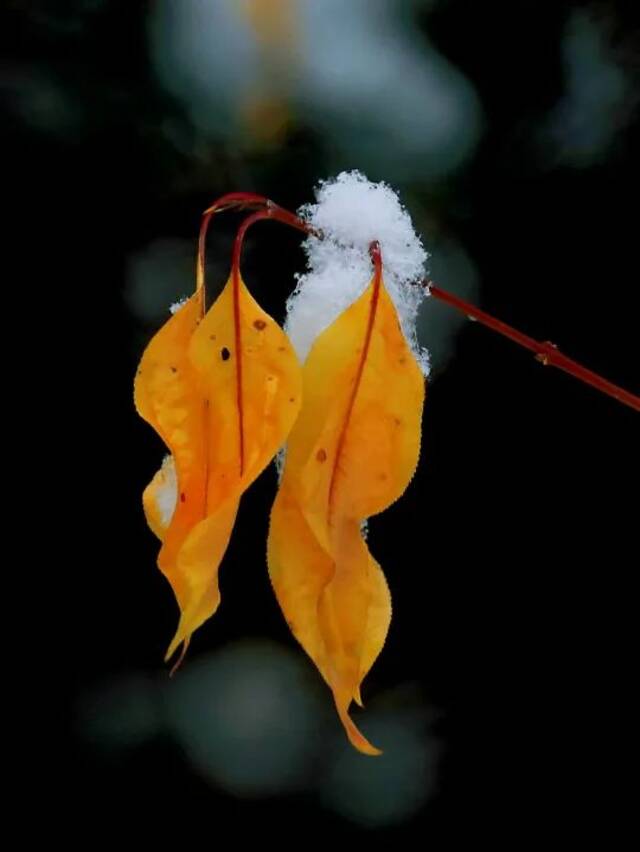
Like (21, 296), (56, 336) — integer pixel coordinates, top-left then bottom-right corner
(134, 247), (424, 754)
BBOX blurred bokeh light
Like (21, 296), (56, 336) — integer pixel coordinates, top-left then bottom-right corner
(150, 0), (483, 180)
(164, 640), (323, 797)
(76, 640), (441, 823)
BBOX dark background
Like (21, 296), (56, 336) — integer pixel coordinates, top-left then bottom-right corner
(8, 0), (638, 844)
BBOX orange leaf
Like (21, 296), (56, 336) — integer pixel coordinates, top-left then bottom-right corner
(136, 269), (301, 664)
(268, 263), (425, 754)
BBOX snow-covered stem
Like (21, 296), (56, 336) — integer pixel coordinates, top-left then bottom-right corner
(200, 193), (639, 413)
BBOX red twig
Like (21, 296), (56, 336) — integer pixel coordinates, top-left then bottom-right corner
(197, 193), (273, 298)
(428, 283), (639, 412)
(199, 194), (316, 298)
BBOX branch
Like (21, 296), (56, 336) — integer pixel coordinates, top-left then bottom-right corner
(198, 193), (639, 413)
(427, 283), (639, 412)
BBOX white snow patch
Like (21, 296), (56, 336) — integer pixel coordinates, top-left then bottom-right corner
(170, 296), (189, 314)
(286, 171), (430, 374)
(156, 454), (178, 528)
(274, 447), (286, 481)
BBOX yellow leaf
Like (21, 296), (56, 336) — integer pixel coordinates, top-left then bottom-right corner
(268, 265), (425, 755)
(135, 271), (302, 664)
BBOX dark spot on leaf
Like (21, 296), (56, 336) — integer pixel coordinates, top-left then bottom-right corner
(209, 334), (217, 341)
(399, 357), (406, 365)
(170, 366), (177, 373)
(253, 319), (267, 330)
(221, 347), (231, 361)
(394, 417), (402, 426)
(278, 346), (286, 352)
(316, 448), (327, 462)
(180, 492), (186, 503)
(289, 397), (295, 403)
